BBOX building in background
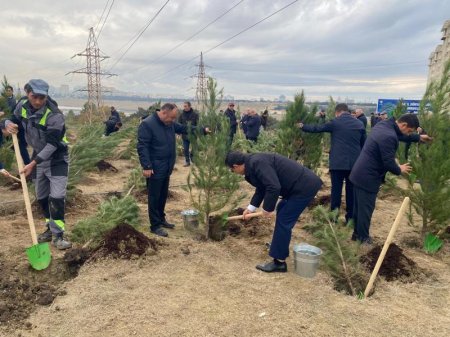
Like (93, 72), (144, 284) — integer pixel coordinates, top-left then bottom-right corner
(428, 20), (450, 85)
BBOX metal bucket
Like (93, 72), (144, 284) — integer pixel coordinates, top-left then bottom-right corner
(293, 243), (322, 278)
(181, 209), (199, 230)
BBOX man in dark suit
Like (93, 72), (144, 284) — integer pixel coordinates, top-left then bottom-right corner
(299, 103), (366, 222)
(244, 109), (261, 142)
(349, 114), (431, 243)
(353, 108), (367, 129)
(226, 151), (322, 273)
(224, 102), (238, 146)
(178, 101), (199, 167)
(137, 103), (208, 237)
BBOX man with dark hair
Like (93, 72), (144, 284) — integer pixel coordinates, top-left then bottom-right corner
(178, 101), (199, 167)
(299, 103), (365, 222)
(350, 113), (431, 243)
(371, 112), (381, 127)
(137, 103), (209, 237)
(318, 107), (327, 124)
(4, 85), (16, 113)
(1, 85), (31, 165)
(2, 79), (71, 249)
(224, 102), (238, 145)
(260, 108), (269, 130)
(226, 151), (322, 273)
(104, 106), (122, 136)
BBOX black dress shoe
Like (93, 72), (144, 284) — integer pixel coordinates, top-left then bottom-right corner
(161, 221), (175, 229)
(151, 227), (168, 237)
(256, 260), (287, 273)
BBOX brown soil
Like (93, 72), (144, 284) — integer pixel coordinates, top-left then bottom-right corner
(0, 251), (83, 329)
(361, 243), (427, 282)
(2, 157), (450, 337)
(308, 194), (331, 208)
(92, 223), (158, 259)
(96, 160), (118, 172)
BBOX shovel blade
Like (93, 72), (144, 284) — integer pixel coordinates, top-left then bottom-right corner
(26, 243), (52, 270)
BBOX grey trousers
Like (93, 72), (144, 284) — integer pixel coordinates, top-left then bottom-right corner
(34, 159), (68, 236)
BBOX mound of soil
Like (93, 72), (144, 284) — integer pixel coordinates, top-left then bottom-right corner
(361, 243), (425, 282)
(96, 160), (118, 172)
(308, 195), (331, 209)
(94, 223), (158, 259)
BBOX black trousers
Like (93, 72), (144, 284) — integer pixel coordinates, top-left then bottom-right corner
(182, 138), (192, 164)
(330, 169), (354, 221)
(146, 175), (170, 231)
(352, 186), (378, 241)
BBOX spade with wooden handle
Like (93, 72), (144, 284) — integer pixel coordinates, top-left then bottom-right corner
(12, 133), (52, 270)
(364, 197), (410, 298)
(225, 212), (263, 221)
(0, 169), (22, 183)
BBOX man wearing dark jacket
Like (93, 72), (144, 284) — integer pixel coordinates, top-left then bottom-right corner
(353, 108), (367, 129)
(349, 114), (430, 243)
(299, 103), (365, 222)
(178, 101), (199, 167)
(244, 109), (261, 142)
(1, 85), (31, 165)
(104, 106), (122, 136)
(224, 102), (238, 145)
(226, 151), (322, 273)
(137, 103), (208, 237)
(240, 108), (250, 135)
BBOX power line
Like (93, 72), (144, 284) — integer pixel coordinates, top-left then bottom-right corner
(108, 0), (170, 71)
(94, 0), (110, 34)
(139, 0), (245, 70)
(149, 0), (299, 83)
(96, 0), (115, 41)
(204, 0), (298, 54)
(108, 0), (173, 59)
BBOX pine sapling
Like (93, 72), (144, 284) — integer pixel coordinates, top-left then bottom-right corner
(187, 78), (245, 239)
(305, 206), (366, 295)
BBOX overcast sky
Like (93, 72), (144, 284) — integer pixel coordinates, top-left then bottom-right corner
(1, 0), (449, 101)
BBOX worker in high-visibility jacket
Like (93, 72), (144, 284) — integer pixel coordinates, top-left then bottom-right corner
(1, 79), (71, 249)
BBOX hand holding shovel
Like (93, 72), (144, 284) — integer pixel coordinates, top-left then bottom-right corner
(11, 133), (51, 270)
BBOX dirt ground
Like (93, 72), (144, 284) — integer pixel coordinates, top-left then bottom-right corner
(0, 156), (449, 337)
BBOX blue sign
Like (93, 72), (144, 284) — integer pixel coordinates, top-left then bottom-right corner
(377, 99), (421, 116)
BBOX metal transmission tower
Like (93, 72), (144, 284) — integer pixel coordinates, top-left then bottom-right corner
(67, 27), (116, 122)
(194, 52), (208, 112)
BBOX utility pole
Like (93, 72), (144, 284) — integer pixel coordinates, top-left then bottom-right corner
(67, 27), (116, 123)
(193, 52), (207, 112)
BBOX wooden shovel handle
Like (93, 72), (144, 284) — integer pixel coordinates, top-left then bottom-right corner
(1, 170), (22, 183)
(364, 197), (410, 298)
(226, 212), (264, 221)
(12, 133), (38, 245)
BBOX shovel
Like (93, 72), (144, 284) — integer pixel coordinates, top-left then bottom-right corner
(225, 212), (263, 222)
(0, 168), (22, 183)
(12, 133), (51, 270)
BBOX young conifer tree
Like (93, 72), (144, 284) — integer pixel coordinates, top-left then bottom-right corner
(305, 206), (366, 296)
(276, 91), (323, 172)
(405, 61), (450, 238)
(187, 77), (245, 239)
